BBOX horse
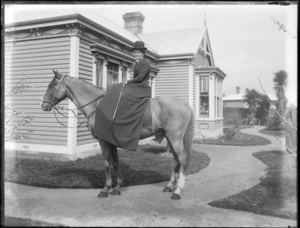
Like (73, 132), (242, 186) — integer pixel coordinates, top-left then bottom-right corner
(41, 69), (194, 200)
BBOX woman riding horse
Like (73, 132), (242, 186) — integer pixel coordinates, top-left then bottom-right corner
(40, 41), (194, 200)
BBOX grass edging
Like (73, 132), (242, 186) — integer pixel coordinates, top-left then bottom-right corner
(208, 150), (297, 220)
(194, 127), (271, 146)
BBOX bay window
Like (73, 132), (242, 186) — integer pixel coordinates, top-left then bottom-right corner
(199, 76), (209, 117)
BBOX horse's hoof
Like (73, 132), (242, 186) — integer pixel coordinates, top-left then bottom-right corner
(163, 186), (173, 192)
(97, 191), (109, 198)
(171, 193), (181, 200)
(110, 189), (121, 195)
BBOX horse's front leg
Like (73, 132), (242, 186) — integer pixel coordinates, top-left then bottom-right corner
(97, 140), (113, 198)
(110, 147), (124, 195)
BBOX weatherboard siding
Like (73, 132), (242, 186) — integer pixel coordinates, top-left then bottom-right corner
(5, 37), (71, 146)
(77, 39), (98, 146)
(193, 48), (210, 67)
(155, 63), (189, 103)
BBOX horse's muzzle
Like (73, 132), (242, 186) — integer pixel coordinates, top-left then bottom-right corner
(41, 102), (52, 111)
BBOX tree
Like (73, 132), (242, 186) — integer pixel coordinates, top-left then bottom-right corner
(243, 89), (262, 117)
(256, 94), (271, 125)
(273, 70), (288, 116)
(5, 79), (34, 141)
(266, 70), (288, 130)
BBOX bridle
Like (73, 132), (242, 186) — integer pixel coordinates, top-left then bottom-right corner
(40, 75), (67, 109)
(41, 75), (105, 128)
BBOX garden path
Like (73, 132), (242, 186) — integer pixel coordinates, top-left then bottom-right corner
(5, 126), (296, 227)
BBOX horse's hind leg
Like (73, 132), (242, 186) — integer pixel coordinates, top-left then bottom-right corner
(171, 144), (187, 200)
(163, 149), (179, 192)
(167, 139), (187, 200)
(110, 147), (124, 195)
(97, 140), (113, 198)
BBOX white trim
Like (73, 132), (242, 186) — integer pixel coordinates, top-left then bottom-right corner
(196, 76), (200, 118)
(107, 57), (121, 65)
(220, 80), (223, 117)
(92, 55), (97, 85)
(118, 64), (122, 83)
(5, 142), (68, 154)
(188, 62), (193, 108)
(209, 74), (215, 119)
(192, 25), (207, 55)
(103, 59), (108, 89)
(127, 65), (131, 80)
(158, 55), (193, 61)
(152, 76), (156, 98)
(5, 19), (79, 32)
(204, 29), (216, 66)
(68, 36), (79, 155)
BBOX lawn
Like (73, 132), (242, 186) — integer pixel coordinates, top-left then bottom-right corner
(194, 126), (271, 146)
(4, 144), (210, 188)
(208, 149), (297, 220)
(259, 128), (286, 137)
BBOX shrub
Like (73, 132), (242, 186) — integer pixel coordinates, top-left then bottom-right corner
(266, 114), (285, 131)
(224, 128), (236, 140)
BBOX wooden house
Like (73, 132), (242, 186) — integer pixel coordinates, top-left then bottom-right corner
(5, 9), (226, 159)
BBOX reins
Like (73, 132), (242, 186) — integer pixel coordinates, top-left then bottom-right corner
(52, 94), (104, 128)
(41, 75), (105, 128)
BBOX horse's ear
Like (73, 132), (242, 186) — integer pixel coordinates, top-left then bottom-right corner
(52, 69), (58, 76)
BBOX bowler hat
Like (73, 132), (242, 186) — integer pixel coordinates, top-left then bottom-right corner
(130, 41), (147, 52)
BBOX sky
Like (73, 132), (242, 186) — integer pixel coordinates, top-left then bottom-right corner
(4, 3), (298, 106)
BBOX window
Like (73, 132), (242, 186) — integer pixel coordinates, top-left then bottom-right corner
(95, 58), (103, 88)
(107, 62), (119, 89)
(199, 77), (209, 117)
(148, 76), (154, 87)
(121, 66), (127, 82)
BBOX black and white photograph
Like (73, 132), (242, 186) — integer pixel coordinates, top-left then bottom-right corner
(3, 1), (297, 227)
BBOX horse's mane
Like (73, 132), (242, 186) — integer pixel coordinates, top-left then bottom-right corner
(75, 76), (105, 93)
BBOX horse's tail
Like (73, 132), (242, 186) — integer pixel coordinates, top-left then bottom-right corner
(183, 107), (194, 167)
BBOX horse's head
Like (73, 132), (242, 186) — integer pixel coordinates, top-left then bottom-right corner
(41, 69), (68, 111)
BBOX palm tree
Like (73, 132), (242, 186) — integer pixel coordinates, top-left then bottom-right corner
(256, 94), (271, 125)
(243, 89), (262, 117)
(273, 70), (288, 116)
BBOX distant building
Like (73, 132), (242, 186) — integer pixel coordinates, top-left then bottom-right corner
(223, 86), (277, 108)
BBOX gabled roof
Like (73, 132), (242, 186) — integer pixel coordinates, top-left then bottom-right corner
(223, 93), (277, 101)
(138, 27), (206, 57)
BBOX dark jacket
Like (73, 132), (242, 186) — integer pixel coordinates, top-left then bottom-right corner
(127, 58), (151, 85)
(93, 57), (152, 151)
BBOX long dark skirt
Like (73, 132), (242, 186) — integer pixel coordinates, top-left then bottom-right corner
(94, 83), (151, 151)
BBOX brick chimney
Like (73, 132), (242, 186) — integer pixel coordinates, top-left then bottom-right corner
(123, 12), (145, 34)
(236, 86), (240, 94)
